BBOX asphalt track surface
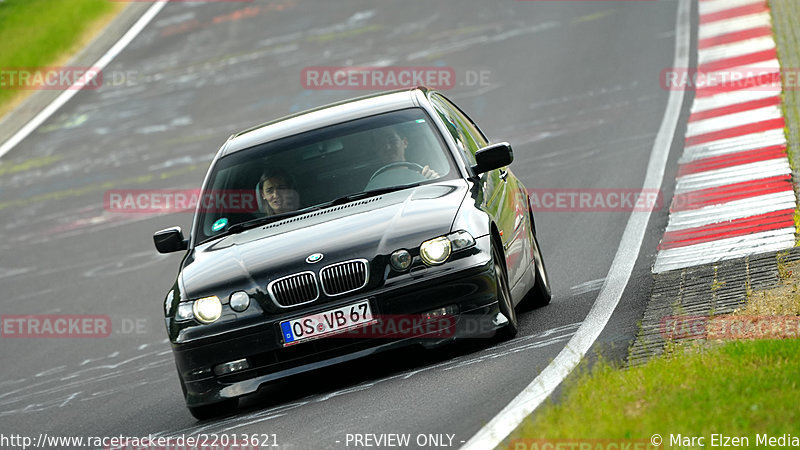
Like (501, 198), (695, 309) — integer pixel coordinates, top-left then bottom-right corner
(0, 0), (691, 448)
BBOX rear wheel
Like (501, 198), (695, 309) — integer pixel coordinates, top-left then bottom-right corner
(492, 242), (518, 340)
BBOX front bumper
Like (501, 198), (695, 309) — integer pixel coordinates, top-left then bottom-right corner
(171, 236), (503, 407)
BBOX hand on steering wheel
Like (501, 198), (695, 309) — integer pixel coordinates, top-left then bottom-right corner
(367, 161), (441, 186)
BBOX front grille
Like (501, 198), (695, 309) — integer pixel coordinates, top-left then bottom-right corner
(320, 259), (369, 296)
(268, 272), (319, 307)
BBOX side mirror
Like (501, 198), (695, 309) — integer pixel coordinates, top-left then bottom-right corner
(154, 227), (188, 254)
(473, 142), (513, 174)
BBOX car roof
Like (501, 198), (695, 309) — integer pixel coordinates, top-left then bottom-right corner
(221, 87), (433, 156)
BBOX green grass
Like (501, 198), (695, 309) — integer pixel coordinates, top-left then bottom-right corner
(511, 339), (800, 445)
(0, 0), (120, 108)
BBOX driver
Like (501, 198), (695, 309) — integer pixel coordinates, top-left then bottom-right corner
(258, 168), (300, 215)
(375, 128), (440, 179)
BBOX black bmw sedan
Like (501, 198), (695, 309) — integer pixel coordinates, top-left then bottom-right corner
(153, 87), (551, 419)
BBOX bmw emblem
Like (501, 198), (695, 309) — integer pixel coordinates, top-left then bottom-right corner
(306, 253), (324, 264)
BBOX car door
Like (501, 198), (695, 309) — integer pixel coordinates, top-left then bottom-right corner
(429, 94), (528, 287)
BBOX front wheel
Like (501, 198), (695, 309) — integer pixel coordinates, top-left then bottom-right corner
(493, 242), (518, 340)
(188, 398), (238, 421)
(521, 211), (552, 310)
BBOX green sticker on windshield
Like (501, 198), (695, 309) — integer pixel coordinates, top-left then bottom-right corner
(415, 119), (426, 123)
(212, 218), (228, 232)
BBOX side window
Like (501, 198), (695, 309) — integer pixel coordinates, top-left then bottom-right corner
(430, 94), (489, 168)
(431, 95), (477, 167)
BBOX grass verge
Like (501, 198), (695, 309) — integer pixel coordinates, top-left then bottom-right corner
(511, 340), (800, 446)
(508, 258), (800, 449)
(0, 0), (125, 118)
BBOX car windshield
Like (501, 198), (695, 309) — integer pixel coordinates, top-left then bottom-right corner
(193, 108), (457, 244)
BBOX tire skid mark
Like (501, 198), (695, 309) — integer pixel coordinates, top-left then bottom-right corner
(0, 340), (171, 415)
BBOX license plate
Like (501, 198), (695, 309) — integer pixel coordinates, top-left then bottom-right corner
(280, 300), (375, 346)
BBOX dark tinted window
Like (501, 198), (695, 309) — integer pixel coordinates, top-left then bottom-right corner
(194, 108), (457, 244)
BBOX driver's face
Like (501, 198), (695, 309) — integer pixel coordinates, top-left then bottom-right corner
(382, 131), (407, 162)
(261, 177), (299, 214)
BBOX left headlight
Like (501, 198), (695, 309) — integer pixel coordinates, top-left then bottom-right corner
(192, 296), (222, 324)
(420, 236), (452, 266)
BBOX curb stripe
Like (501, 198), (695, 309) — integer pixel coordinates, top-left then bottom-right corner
(698, 26), (773, 49)
(672, 175), (792, 212)
(698, 36), (775, 64)
(686, 105), (782, 137)
(685, 117), (785, 146)
(676, 144), (786, 176)
(692, 89), (780, 113)
(659, 209), (794, 250)
(653, 0), (794, 273)
(654, 229), (795, 273)
(694, 69), (781, 98)
(700, 3), (768, 24)
(682, 128), (786, 161)
(666, 191), (795, 231)
(689, 95), (781, 121)
(698, 13), (771, 40)
(675, 158), (790, 193)
(698, 48), (777, 72)
(699, 0), (764, 16)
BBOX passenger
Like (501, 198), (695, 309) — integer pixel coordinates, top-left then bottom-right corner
(258, 168), (300, 215)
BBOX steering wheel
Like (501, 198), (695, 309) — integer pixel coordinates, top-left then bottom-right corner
(368, 161), (425, 184)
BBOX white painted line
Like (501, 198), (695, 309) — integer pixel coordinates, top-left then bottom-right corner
(699, 0), (764, 16)
(654, 228), (795, 273)
(692, 85), (780, 114)
(698, 36), (775, 64)
(666, 191), (795, 231)
(675, 159), (791, 193)
(686, 105), (782, 137)
(681, 128), (786, 162)
(698, 12), (771, 40)
(0, 2), (168, 159)
(461, 0), (690, 447)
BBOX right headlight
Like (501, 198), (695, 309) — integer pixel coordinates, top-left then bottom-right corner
(420, 236), (452, 266)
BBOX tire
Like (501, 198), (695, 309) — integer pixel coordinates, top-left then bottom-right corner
(492, 241), (518, 340)
(530, 232), (552, 306)
(188, 398), (239, 421)
(179, 373), (239, 421)
(521, 210), (552, 309)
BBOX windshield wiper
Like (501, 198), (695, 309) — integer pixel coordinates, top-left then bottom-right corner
(202, 183), (421, 242)
(225, 207), (318, 235)
(320, 183), (422, 208)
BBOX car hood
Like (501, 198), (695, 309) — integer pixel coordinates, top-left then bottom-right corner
(180, 180), (469, 298)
